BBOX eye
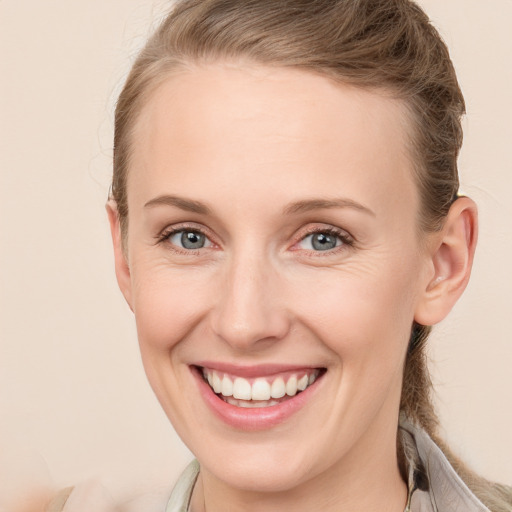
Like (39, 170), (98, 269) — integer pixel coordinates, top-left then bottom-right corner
(168, 230), (213, 250)
(296, 229), (350, 252)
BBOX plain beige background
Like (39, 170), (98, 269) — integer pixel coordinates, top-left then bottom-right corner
(1, 0), (511, 507)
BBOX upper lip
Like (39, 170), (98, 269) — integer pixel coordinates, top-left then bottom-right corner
(193, 361), (325, 378)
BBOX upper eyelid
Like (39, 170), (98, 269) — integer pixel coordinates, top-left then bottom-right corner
(293, 224), (354, 243)
(158, 222), (216, 241)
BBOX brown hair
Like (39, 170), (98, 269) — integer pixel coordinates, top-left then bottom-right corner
(112, 1), (511, 509)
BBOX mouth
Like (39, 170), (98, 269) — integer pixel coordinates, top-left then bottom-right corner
(200, 367), (322, 408)
(191, 364), (326, 430)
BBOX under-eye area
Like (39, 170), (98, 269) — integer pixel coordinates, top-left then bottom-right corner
(196, 367), (326, 409)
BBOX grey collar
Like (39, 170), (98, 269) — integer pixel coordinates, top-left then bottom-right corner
(399, 417), (489, 512)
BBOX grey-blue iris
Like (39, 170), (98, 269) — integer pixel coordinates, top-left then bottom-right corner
(312, 233), (337, 251)
(182, 231), (206, 249)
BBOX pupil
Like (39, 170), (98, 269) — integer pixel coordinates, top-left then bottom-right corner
(181, 231), (205, 249)
(312, 233), (336, 251)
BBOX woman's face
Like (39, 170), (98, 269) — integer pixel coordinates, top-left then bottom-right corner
(118, 65), (434, 493)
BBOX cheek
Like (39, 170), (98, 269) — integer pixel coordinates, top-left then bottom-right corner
(130, 261), (213, 352)
(292, 266), (417, 435)
(289, 258), (420, 366)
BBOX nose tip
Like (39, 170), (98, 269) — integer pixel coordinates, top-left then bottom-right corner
(215, 309), (290, 352)
(210, 261), (290, 351)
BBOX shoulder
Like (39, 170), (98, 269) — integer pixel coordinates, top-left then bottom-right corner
(45, 481), (171, 512)
(46, 487), (73, 512)
(45, 482), (115, 512)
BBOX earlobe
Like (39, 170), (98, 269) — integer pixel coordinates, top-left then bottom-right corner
(414, 197), (478, 326)
(106, 200), (133, 311)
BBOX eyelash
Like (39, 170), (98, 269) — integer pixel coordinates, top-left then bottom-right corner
(156, 224), (354, 255)
(293, 226), (354, 255)
(156, 223), (216, 255)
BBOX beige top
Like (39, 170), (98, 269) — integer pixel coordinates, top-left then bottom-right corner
(46, 418), (491, 512)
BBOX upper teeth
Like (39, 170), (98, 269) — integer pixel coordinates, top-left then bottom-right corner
(202, 368), (319, 401)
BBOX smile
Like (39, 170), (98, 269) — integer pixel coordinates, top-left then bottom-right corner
(192, 364), (326, 430)
(201, 367), (321, 408)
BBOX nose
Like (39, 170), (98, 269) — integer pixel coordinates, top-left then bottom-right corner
(210, 250), (291, 352)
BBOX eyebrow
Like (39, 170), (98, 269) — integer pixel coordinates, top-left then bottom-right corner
(283, 198), (375, 216)
(144, 195), (211, 214)
(144, 194), (374, 217)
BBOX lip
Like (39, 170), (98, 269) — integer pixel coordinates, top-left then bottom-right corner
(191, 364), (325, 431)
(193, 361), (321, 378)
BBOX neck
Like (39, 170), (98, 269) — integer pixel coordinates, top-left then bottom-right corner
(190, 418), (408, 512)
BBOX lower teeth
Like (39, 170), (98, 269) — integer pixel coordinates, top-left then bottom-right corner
(220, 394), (297, 408)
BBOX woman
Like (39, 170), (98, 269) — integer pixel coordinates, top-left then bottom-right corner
(48, 0), (511, 510)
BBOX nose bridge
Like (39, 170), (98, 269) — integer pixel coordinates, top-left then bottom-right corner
(211, 243), (289, 350)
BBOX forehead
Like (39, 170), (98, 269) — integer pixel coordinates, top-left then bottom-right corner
(128, 64), (418, 221)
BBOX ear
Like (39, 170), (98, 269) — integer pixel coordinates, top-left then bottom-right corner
(106, 200), (133, 311)
(414, 196), (478, 326)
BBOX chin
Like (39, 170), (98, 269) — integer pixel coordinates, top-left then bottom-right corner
(202, 450), (318, 493)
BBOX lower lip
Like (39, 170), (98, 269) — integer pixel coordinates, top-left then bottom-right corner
(191, 367), (324, 431)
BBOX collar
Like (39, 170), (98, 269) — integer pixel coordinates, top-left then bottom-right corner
(399, 416), (489, 512)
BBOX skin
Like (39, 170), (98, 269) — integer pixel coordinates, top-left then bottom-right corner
(108, 64), (477, 512)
